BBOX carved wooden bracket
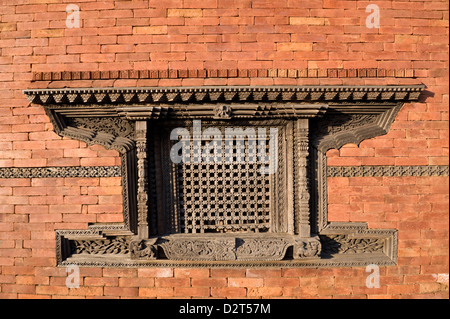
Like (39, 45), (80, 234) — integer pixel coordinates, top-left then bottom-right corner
(23, 85), (425, 267)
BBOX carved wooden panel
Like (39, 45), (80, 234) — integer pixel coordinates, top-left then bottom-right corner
(155, 120), (287, 235)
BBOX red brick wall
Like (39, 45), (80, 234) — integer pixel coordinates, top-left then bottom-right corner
(0, 0), (448, 299)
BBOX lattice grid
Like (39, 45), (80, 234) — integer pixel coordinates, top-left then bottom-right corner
(177, 133), (273, 234)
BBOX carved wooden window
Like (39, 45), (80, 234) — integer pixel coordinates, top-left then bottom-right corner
(140, 116), (319, 262)
(23, 85), (424, 267)
(154, 120), (284, 235)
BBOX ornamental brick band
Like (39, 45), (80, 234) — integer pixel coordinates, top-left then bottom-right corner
(32, 68), (417, 82)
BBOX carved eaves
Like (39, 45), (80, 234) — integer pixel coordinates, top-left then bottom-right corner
(24, 85), (424, 106)
(23, 85), (424, 153)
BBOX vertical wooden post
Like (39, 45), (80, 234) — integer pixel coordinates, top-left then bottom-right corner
(135, 120), (149, 239)
(294, 118), (311, 237)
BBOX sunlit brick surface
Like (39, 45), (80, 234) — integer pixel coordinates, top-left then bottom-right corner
(0, 0), (448, 299)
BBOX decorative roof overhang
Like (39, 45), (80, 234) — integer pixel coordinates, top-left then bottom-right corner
(23, 85), (424, 152)
(24, 84), (424, 108)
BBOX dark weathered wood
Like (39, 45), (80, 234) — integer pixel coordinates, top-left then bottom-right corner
(24, 85), (426, 266)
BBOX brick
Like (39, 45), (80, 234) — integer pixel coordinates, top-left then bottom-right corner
(211, 269), (246, 278)
(16, 4), (47, 14)
(155, 278), (190, 288)
(139, 287), (174, 298)
(278, 42), (313, 52)
(2, 284), (36, 294)
(386, 284), (420, 295)
(168, 9), (203, 17)
(31, 29), (64, 38)
(184, 0), (217, 8)
(87, 205), (123, 214)
(36, 285), (69, 295)
(13, 159), (47, 167)
(246, 269), (282, 277)
(0, 150), (31, 159)
(134, 26), (168, 34)
(84, 277), (119, 287)
(15, 205), (48, 214)
(191, 278), (227, 287)
(68, 287), (104, 297)
(99, 177), (122, 187)
(247, 287), (283, 297)
(88, 186), (122, 196)
(80, 157), (118, 166)
(119, 277), (155, 288)
(174, 268), (210, 278)
(102, 268), (137, 278)
(228, 277), (264, 288)
(103, 287), (139, 297)
(265, 277), (299, 287)
(98, 26), (133, 36)
(29, 213), (62, 223)
(211, 287), (246, 298)
(80, 54), (115, 63)
(290, 17), (328, 25)
(0, 275), (17, 284)
(174, 287), (210, 297)
(45, 140), (79, 149)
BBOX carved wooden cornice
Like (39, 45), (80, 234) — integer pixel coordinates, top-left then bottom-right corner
(22, 85), (425, 153)
(24, 85), (425, 106)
